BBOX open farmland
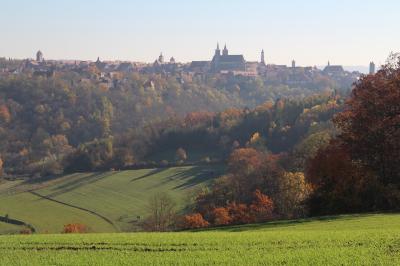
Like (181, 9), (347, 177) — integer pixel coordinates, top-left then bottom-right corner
(0, 214), (399, 265)
(0, 166), (223, 234)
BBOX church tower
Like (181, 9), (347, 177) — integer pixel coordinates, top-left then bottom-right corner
(369, 61), (375, 74)
(261, 49), (265, 65)
(222, 44), (229, 56)
(36, 50), (44, 62)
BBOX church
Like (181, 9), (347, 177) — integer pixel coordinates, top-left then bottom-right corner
(210, 44), (246, 73)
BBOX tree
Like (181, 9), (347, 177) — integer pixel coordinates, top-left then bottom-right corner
(0, 105), (11, 123)
(249, 189), (274, 222)
(226, 202), (253, 224)
(182, 213), (209, 229)
(227, 148), (264, 177)
(175, 148), (187, 162)
(0, 157), (3, 176)
(142, 193), (177, 231)
(212, 207), (232, 226)
(306, 141), (379, 215)
(334, 55), (400, 185)
(272, 172), (311, 218)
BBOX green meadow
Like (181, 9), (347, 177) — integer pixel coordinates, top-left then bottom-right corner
(0, 214), (399, 265)
(0, 166), (223, 234)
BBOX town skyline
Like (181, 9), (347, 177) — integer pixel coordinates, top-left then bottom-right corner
(2, 46), (377, 73)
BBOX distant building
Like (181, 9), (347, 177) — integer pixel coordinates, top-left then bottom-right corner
(260, 49), (265, 65)
(211, 44), (246, 73)
(158, 53), (164, 64)
(292, 60), (296, 68)
(36, 50), (44, 62)
(323, 61), (344, 75)
(189, 61), (210, 73)
(369, 61), (375, 74)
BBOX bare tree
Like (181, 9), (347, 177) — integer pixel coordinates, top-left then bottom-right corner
(142, 193), (177, 231)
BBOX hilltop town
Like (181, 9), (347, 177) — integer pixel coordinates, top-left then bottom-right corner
(0, 45), (375, 90)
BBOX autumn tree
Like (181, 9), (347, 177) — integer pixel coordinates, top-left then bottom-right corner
(334, 55), (400, 185)
(306, 140), (380, 214)
(212, 207), (232, 226)
(228, 148), (264, 178)
(0, 157), (3, 176)
(0, 105), (11, 123)
(175, 148), (187, 162)
(142, 193), (177, 231)
(182, 213), (209, 229)
(249, 189), (274, 222)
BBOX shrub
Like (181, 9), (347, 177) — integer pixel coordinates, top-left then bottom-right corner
(182, 213), (209, 229)
(62, 223), (88, 233)
(19, 227), (33, 235)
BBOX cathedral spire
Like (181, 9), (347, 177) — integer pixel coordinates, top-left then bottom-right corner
(215, 43), (221, 56)
(222, 44), (228, 56)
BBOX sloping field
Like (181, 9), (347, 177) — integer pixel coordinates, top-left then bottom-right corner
(0, 166), (223, 234)
(0, 214), (399, 265)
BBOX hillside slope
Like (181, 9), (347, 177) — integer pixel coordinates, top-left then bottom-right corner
(0, 166), (223, 234)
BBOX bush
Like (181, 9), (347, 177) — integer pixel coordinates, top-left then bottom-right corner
(19, 227), (33, 235)
(182, 213), (209, 229)
(62, 223), (88, 233)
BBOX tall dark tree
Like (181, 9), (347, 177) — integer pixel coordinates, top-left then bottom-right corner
(334, 55), (400, 185)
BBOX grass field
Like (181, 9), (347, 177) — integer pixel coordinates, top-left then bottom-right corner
(0, 214), (399, 265)
(0, 166), (223, 234)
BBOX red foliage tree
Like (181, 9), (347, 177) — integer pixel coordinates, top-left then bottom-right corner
(227, 202), (253, 224)
(182, 213), (209, 229)
(212, 207), (232, 226)
(334, 56), (400, 185)
(306, 140), (379, 214)
(249, 189), (274, 222)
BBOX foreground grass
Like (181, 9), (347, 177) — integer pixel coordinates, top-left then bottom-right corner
(0, 166), (223, 233)
(0, 214), (399, 265)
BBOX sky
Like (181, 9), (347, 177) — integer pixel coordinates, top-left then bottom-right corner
(1, 0), (399, 66)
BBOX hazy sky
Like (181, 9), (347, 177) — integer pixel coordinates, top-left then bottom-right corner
(1, 0), (399, 66)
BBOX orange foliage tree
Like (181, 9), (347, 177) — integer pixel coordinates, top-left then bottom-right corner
(249, 189), (274, 222)
(182, 213), (209, 229)
(0, 105), (11, 123)
(212, 207), (232, 226)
